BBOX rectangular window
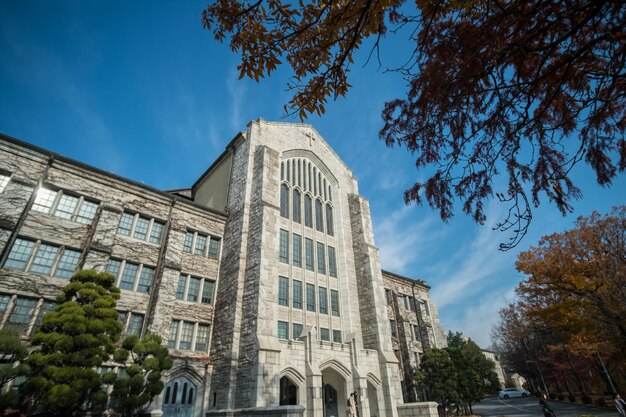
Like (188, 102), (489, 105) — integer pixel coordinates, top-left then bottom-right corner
(333, 330), (342, 343)
(127, 313), (144, 336)
(277, 321), (289, 340)
(305, 238), (314, 271)
(326, 205), (334, 236)
(413, 325), (420, 341)
(195, 324), (210, 352)
(195, 234), (207, 256)
(149, 222), (164, 244)
(4, 238), (35, 270)
(29, 244), (59, 275)
(201, 280), (215, 304)
(53, 249), (80, 278)
(179, 322), (194, 350)
(328, 246), (337, 278)
(279, 229), (289, 263)
(319, 287), (328, 315)
(306, 283), (315, 312)
(33, 300), (57, 330)
(118, 212), (134, 236)
(133, 217), (150, 240)
(0, 174), (10, 193)
(292, 190), (301, 223)
(293, 323), (303, 339)
(404, 295), (411, 310)
(422, 301), (431, 316)
(385, 289), (392, 304)
(320, 327), (330, 341)
(168, 320), (180, 348)
(76, 200), (98, 224)
(390, 320), (397, 338)
(176, 275), (186, 300)
(32, 188), (57, 213)
(183, 232), (194, 253)
(317, 243), (326, 274)
(331, 290), (340, 317)
(292, 280), (302, 309)
(105, 259), (122, 277)
(137, 266), (154, 293)
(119, 262), (138, 290)
(292, 233), (302, 268)
(54, 194), (79, 219)
(6, 298), (37, 332)
(208, 237), (221, 259)
(187, 277), (201, 302)
(0, 295), (11, 315)
(278, 276), (289, 306)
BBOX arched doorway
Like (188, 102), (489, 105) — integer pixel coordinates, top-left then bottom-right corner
(321, 366), (347, 417)
(280, 376), (298, 405)
(162, 376), (196, 417)
(367, 381), (379, 417)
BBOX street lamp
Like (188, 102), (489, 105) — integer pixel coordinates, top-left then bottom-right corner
(595, 351), (617, 395)
(527, 360), (549, 394)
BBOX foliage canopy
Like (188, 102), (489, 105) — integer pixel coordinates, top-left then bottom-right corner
(203, 0), (626, 249)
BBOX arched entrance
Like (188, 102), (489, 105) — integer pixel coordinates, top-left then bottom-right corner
(321, 366), (348, 417)
(367, 381), (379, 417)
(162, 376), (196, 417)
(280, 376), (298, 405)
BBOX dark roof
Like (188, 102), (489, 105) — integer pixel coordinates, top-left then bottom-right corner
(382, 269), (430, 289)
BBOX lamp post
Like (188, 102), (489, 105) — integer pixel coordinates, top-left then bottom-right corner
(596, 351), (617, 395)
(527, 360), (549, 395)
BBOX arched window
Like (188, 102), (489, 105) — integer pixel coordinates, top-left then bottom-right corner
(292, 160), (296, 184)
(326, 204), (334, 236)
(315, 199), (324, 233)
(313, 168), (317, 196)
(280, 184), (290, 219)
(164, 386), (171, 404)
(172, 382), (179, 404)
(297, 160), (302, 187)
(281, 162), (284, 181)
(328, 185), (332, 201)
(280, 376), (298, 405)
(287, 160), (291, 183)
(293, 189), (301, 224)
(323, 178), (327, 200)
(182, 383), (188, 405)
(188, 388), (194, 404)
(304, 195), (313, 228)
(308, 163), (312, 191)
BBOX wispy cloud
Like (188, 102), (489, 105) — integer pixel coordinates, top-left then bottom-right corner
(226, 70), (247, 132)
(442, 286), (516, 348)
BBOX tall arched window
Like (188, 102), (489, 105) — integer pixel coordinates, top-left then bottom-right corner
(280, 184), (290, 219)
(326, 204), (334, 236)
(304, 195), (313, 228)
(315, 199), (324, 233)
(286, 160), (291, 183)
(280, 376), (298, 405)
(293, 189), (301, 223)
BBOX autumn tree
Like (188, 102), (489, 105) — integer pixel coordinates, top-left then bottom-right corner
(202, 0), (626, 249)
(22, 270), (122, 416)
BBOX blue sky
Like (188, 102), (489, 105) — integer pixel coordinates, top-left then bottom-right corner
(1, 1), (624, 348)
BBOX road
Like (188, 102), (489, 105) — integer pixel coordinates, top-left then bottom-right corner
(473, 396), (619, 417)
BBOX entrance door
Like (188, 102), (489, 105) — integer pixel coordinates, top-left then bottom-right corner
(324, 384), (339, 417)
(162, 376), (196, 417)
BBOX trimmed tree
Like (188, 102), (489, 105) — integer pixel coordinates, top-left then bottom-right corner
(0, 328), (29, 410)
(22, 270), (122, 416)
(109, 333), (173, 417)
(416, 348), (459, 416)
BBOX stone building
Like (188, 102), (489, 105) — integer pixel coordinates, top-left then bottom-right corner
(0, 119), (441, 417)
(382, 271), (446, 403)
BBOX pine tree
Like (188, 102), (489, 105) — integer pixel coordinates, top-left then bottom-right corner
(22, 270), (122, 416)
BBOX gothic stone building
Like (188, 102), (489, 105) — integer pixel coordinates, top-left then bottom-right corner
(0, 119), (443, 417)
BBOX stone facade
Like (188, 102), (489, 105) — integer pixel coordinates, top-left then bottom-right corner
(0, 119), (442, 417)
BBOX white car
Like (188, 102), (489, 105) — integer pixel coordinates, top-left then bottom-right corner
(498, 388), (530, 399)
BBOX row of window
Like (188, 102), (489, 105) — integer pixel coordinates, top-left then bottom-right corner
(280, 184), (334, 236)
(176, 274), (215, 304)
(0, 294), (147, 341)
(32, 187), (99, 225)
(0, 295), (56, 334)
(168, 320), (210, 352)
(389, 319), (421, 341)
(279, 230), (337, 277)
(385, 289), (431, 316)
(5, 238), (80, 278)
(278, 277), (340, 316)
(117, 211), (165, 245)
(280, 158), (332, 202)
(277, 321), (342, 343)
(105, 259), (154, 293)
(183, 231), (220, 259)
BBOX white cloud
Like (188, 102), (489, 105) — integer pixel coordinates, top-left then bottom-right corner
(226, 70), (247, 132)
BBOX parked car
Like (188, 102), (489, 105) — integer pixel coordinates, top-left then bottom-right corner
(498, 388), (531, 399)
